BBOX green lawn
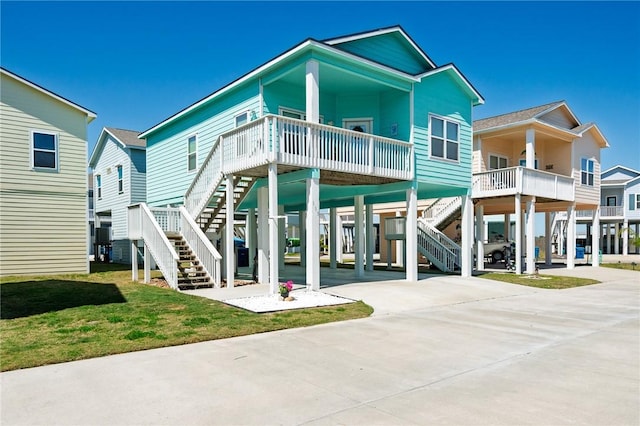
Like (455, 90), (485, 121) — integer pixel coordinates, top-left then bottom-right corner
(0, 265), (372, 371)
(601, 262), (640, 271)
(478, 272), (600, 289)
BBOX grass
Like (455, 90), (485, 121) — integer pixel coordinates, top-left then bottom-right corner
(478, 272), (600, 289)
(0, 264), (373, 372)
(601, 262), (640, 271)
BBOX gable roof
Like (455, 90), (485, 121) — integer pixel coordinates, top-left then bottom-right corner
(89, 127), (145, 168)
(601, 165), (640, 180)
(323, 25), (437, 73)
(474, 101), (565, 132)
(418, 63), (484, 106)
(1, 67), (97, 122)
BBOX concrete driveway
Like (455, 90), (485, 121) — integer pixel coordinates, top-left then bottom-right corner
(1, 267), (638, 425)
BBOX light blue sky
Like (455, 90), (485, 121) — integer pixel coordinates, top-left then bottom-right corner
(2, 1), (639, 173)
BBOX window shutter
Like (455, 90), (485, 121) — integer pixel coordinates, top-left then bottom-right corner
(630, 194), (636, 211)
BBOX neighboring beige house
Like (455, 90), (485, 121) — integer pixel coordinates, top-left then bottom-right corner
(0, 67), (96, 276)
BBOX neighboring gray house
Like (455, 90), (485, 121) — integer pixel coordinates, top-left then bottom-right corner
(89, 127), (146, 263)
(594, 165), (640, 255)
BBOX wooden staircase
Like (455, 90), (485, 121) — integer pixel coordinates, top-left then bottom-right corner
(166, 233), (213, 289)
(196, 176), (256, 233)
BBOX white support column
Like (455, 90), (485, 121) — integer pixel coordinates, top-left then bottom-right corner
(515, 194), (522, 274)
(144, 242), (151, 283)
(592, 207), (601, 266)
(306, 60), (320, 123)
(278, 205), (285, 272)
(354, 196), (365, 278)
(476, 204), (484, 271)
(336, 213), (344, 263)
(567, 203), (576, 269)
(225, 174), (235, 288)
(329, 207), (337, 269)
(365, 204), (374, 272)
(299, 211), (306, 267)
(268, 163), (279, 294)
(525, 197), (536, 274)
(247, 208), (257, 269)
(525, 128), (535, 169)
(622, 219), (629, 256)
(306, 173), (320, 290)
(461, 195), (474, 277)
(545, 212), (552, 266)
(257, 186), (269, 285)
(131, 240), (139, 281)
(395, 209), (404, 267)
(614, 223), (620, 255)
(504, 213), (510, 241)
(406, 187), (418, 282)
(606, 223), (611, 254)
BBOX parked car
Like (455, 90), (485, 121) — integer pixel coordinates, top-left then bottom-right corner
(476, 239), (512, 264)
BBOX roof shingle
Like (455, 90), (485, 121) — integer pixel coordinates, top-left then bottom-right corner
(106, 127), (145, 148)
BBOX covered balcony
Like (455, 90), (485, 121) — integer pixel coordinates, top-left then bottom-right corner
(472, 166), (574, 201)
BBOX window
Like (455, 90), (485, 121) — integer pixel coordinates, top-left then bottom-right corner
(279, 107), (324, 123)
(581, 158), (594, 186)
(187, 135), (197, 172)
(519, 158), (539, 169)
(632, 194), (640, 211)
(117, 165), (123, 194)
(235, 112), (248, 127)
(606, 196), (616, 207)
(489, 154), (508, 170)
(96, 175), (102, 199)
(31, 131), (58, 170)
(430, 116), (459, 161)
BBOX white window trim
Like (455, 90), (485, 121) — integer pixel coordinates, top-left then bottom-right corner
(342, 117), (373, 132)
(488, 153), (508, 170)
(187, 134), (198, 173)
(636, 194), (640, 210)
(117, 165), (124, 194)
(279, 107), (324, 123)
(96, 174), (102, 200)
(235, 110), (250, 128)
(580, 157), (595, 187)
(30, 129), (59, 171)
(428, 114), (460, 163)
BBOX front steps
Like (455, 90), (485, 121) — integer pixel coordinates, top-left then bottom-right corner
(166, 233), (214, 289)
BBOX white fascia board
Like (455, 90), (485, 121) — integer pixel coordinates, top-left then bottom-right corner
(88, 128), (110, 168)
(475, 118), (577, 138)
(575, 123), (610, 148)
(417, 64), (484, 105)
(602, 165), (640, 177)
(140, 40), (417, 138)
(324, 26), (437, 69)
(1, 68), (97, 121)
(104, 128), (128, 150)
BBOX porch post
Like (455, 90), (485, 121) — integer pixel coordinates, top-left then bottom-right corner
(306, 171), (320, 291)
(395, 209), (404, 267)
(143, 242), (151, 283)
(461, 194), (473, 277)
(247, 208), (257, 270)
(354, 195), (365, 278)
(299, 211), (306, 267)
(614, 223), (620, 255)
(365, 203), (374, 271)
(336, 213), (344, 264)
(622, 219), (629, 256)
(606, 223), (611, 254)
(475, 204), (484, 271)
(278, 205), (285, 272)
(592, 207), (601, 266)
(525, 128), (535, 169)
(525, 197), (536, 274)
(268, 163), (279, 294)
(225, 174), (235, 288)
(545, 212), (552, 266)
(515, 194), (522, 274)
(329, 207), (337, 269)
(567, 203), (576, 269)
(306, 60), (320, 123)
(406, 186), (418, 281)
(131, 240), (138, 281)
(257, 186), (269, 284)
(504, 214), (510, 241)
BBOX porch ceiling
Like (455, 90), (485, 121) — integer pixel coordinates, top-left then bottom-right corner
(478, 123), (575, 144)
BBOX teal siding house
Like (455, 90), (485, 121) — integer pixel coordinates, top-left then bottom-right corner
(132, 26), (483, 291)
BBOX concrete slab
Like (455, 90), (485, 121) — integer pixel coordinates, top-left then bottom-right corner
(1, 268), (638, 425)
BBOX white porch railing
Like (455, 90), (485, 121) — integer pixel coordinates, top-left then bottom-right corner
(183, 115), (414, 221)
(128, 204), (179, 289)
(422, 197), (462, 228)
(417, 219), (459, 272)
(150, 207), (181, 233)
(179, 206), (222, 287)
(472, 167), (574, 201)
(575, 205), (624, 219)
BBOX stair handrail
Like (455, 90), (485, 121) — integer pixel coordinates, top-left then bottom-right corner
(135, 203), (179, 289)
(179, 206), (222, 287)
(184, 135), (224, 219)
(423, 197), (462, 228)
(418, 219), (461, 269)
(416, 223), (457, 272)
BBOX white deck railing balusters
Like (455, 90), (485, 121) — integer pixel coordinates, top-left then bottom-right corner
(472, 167), (574, 201)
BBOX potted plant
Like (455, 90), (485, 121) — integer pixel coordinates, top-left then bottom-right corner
(279, 280), (293, 299)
